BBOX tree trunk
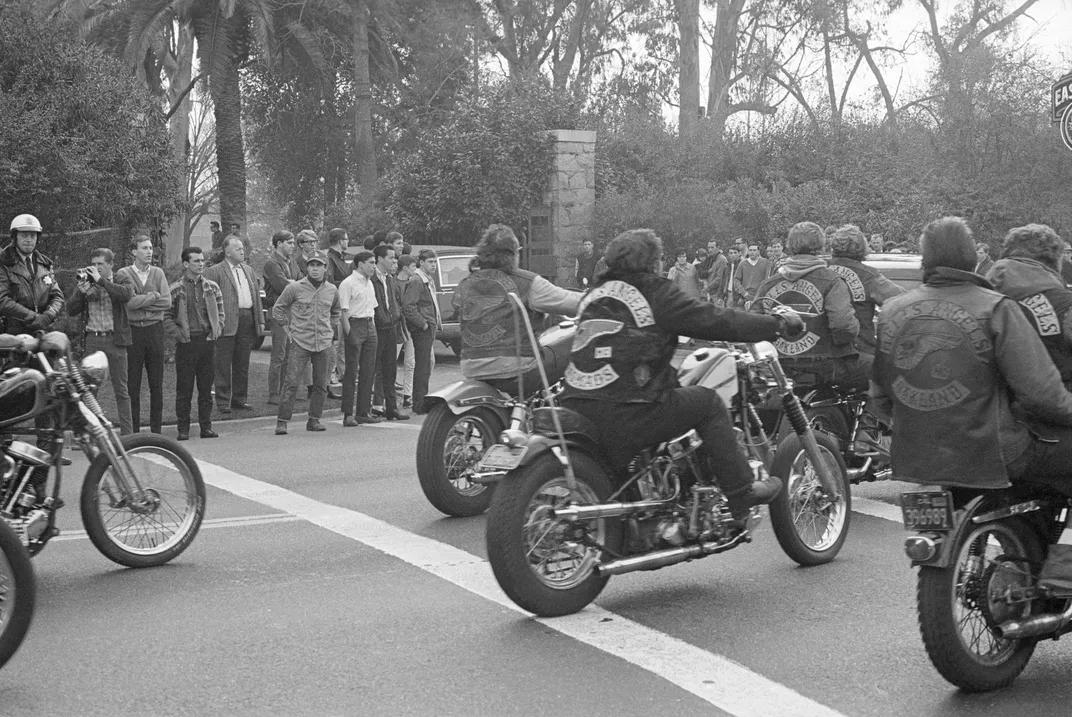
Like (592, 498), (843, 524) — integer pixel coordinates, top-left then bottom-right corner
(675, 0), (700, 138)
(353, 0), (377, 189)
(706, 0), (746, 138)
(165, 26), (195, 266)
(197, 16), (247, 239)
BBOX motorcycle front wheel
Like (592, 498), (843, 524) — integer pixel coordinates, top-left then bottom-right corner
(486, 452), (621, 617)
(0, 520), (34, 668)
(416, 403), (504, 517)
(80, 433), (206, 568)
(768, 431), (851, 566)
(917, 517), (1041, 692)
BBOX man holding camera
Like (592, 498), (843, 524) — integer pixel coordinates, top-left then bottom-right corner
(67, 248), (136, 435)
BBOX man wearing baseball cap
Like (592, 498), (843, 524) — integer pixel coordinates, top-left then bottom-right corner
(271, 250), (341, 434)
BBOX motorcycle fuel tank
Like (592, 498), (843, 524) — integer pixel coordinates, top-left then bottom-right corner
(678, 347), (738, 404)
(0, 368), (46, 429)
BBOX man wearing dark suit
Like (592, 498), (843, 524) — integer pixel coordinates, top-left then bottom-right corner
(371, 245), (409, 420)
(402, 249), (440, 414)
(204, 235), (264, 413)
(262, 230), (300, 404)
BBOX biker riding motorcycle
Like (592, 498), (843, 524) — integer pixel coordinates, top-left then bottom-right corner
(987, 223), (1072, 391)
(872, 216), (1072, 591)
(751, 221), (863, 388)
(453, 224), (581, 396)
(827, 224), (905, 358)
(558, 229), (806, 524)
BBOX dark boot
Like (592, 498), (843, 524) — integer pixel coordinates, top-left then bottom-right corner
(725, 462), (783, 524)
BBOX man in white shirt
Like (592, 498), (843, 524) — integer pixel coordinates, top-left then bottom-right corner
(338, 250), (382, 425)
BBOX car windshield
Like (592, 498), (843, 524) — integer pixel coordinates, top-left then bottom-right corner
(437, 256), (471, 288)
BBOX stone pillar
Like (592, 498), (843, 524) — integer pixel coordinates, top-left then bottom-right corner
(548, 129), (596, 287)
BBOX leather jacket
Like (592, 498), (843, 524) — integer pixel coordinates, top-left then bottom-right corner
(453, 268), (538, 360)
(827, 256), (905, 355)
(873, 267), (1072, 488)
(0, 244), (65, 334)
(560, 270), (783, 404)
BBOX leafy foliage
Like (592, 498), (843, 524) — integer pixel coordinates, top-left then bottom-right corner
(0, 2), (182, 235)
(380, 79), (581, 244)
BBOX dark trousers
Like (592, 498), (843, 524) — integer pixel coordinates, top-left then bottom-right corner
(215, 308), (255, 406)
(411, 324), (435, 410)
(1011, 430), (1072, 493)
(128, 322), (165, 433)
(278, 342), (329, 421)
(374, 328), (399, 414)
(342, 317), (378, 417)
(564, 386), (752, 496)
(175, 336), (215, 432)
(485, 368), (544, 398)
(781, 353), (872, 392)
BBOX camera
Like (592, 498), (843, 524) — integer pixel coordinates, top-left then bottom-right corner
(76, 268), (90, 282)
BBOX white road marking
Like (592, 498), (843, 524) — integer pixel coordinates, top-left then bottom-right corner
(853, 497), (903, 524)
(199, 460), (850, 717)
(53, 513), (300, 541)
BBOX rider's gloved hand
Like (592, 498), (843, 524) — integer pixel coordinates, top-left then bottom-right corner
(772, 306), (806, 340)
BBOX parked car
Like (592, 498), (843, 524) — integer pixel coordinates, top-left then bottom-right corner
(862, 252), (922, 292)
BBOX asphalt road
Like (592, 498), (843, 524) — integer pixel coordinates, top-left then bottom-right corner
(3, 346), (1072, 716)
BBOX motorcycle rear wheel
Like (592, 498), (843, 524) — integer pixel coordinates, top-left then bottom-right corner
(0, 519), (34, 668)
(486, 452), (621, 617)
(768, 431), (850, 566)
(917, 517), (1041, 692)
(416, 403), (503, 517)
(80, 433), (206, 568)
(805, 407), (849, 447)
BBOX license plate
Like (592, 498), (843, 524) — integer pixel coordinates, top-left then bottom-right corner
(479, 444), (526, 471)
(901, 491), (954, 531)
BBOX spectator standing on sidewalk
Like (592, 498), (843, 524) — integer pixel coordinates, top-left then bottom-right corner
(262, 230), (300, 405)
(326, 228), (350, 390)
(371, 244), (409, 420)
(396, 255), (417, 408)
(204, 235), (264, 414)
(295, 229), (318, 276)
(164, 247), (224, 441)
(67, 248), (135, 435)
(118, 235), (171, 434)
(273, 251), (340, 435)
(339, 250), (382, 426)
(403, 249), (441, 414)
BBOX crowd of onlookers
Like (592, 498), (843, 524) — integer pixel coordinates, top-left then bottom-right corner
(1, 213), (446, 441)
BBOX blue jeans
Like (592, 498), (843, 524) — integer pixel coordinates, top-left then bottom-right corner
(84, 334), (132, 435)
(277, 341), (329, 421)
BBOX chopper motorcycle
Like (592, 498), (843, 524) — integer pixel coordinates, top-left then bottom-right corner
(903, 480), (1072, 692)
(798, 381), (892, 484)
(483, 297), (851, 617)
(0, 516), (33, 669)
(0, 332), (205, 568)
(415, 318), (575, 517)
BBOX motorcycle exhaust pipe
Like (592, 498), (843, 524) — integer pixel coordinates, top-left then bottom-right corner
(552, 499), (671, 522)
(995, 602), (1072, 639)
(597, 532), (750, 576)
(847, 457), (872, 483)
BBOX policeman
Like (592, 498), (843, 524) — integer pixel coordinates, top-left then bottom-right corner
(987, 223), (1072, 390)
(751, 221), (862, 388)
(559, 229), (805, 523)
(453, 224), (581, 396)
(0, 215), (65, 335)
(872, 216), (1072, 591)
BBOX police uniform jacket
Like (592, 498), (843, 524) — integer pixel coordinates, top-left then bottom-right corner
(0, 244), (65, 334)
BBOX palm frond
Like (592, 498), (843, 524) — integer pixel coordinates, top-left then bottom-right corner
(282, 20), (329, 76)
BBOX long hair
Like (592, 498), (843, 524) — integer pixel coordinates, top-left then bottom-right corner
(475, 224), (520, 272)
(603, 229), (663, 275)
(1002, 224), (1064, 271)
(831, 224), (868, 261)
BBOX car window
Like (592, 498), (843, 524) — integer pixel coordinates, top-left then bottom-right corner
(437, 256), (472, 289)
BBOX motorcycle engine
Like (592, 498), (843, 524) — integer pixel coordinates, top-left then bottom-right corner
(0, 440), (54, 546)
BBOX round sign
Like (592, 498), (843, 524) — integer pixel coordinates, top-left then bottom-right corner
(1062, 105), (1072, 152)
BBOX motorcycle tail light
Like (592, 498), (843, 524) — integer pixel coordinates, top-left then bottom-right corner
(905, 535), (940, 562)
(501, 429), (529, 448)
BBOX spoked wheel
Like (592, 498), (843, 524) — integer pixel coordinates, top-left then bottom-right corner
(917, 518), (1041, 692)
(0, 520), (34, 668)
(416, 404), (505, 517)
(80, 433), (206, 568)
(768, 432), (851, 566)
(486, 452), (621, 617)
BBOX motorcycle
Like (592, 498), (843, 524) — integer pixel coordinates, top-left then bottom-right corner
(0, 518), (34, 668)
(903, 482), (1072, 692)
(0, 332), (205, 568)
(484, 304), (852, 617)
(415, 319), (575, 517)
(798, 382), (892, 484)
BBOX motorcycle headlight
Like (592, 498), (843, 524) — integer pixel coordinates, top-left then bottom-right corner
(81, 351), (109, 387)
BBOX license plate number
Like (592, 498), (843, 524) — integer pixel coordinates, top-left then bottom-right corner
(901, 491), (954, 531)
(479, 444), (526, 471)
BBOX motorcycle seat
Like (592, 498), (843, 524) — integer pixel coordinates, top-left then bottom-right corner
(532, 406), (597, 438)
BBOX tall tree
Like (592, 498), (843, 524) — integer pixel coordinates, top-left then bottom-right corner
(675, 0), (701, 136)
